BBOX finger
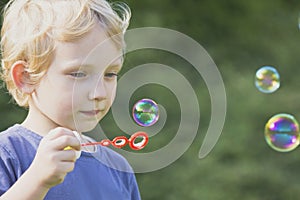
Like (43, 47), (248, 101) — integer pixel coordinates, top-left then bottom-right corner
(58, 150), (78, 162)
(58, 161), (76, 173)
(64, 162), (75, 173)
(63, 146), (81, 159)
(46, 127), (76, 140)
(53, 135), (81, 151)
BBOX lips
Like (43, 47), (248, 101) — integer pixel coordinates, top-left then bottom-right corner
(80, 110), (102, 116)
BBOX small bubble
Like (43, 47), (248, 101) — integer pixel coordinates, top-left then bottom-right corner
(255, 66), (280, 93)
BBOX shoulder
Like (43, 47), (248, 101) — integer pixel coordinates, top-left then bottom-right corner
(0, 125), (26, 185)
(0, 124), (41, 149)
(0, 124), (41, 166)
(0, 125), (41, 194)
(0, 124), (23, 149)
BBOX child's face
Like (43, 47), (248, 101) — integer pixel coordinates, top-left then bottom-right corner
(31, 25), (123, 133)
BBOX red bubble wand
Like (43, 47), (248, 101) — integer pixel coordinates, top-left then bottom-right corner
(80, 131), (149, 150)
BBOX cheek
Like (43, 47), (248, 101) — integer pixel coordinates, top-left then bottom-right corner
(71, 84), (88, 104)
(59, 99), (73, 111)
(51, 98), (74, 120)
(109, 83), (117, 103)
(49, 89), (75, 112)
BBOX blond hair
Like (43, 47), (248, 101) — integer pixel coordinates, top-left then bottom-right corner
(0, 0), (131, 107)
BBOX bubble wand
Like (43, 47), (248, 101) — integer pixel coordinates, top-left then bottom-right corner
(78, 131), (149, 150)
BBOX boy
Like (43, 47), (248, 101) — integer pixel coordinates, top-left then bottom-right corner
(0, 0), (141, 199)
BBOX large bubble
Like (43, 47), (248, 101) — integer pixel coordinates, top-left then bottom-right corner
(265, 113), (300, 152)
(255, 66), (280, 93)
(132, 98), (159, 127)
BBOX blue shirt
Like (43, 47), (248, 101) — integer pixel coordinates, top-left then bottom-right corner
(0, 124), (141, 200)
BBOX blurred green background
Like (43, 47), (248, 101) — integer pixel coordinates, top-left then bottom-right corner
(1, 0), (300, 199)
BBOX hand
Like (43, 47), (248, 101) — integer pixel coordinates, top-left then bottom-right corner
(28, 127), (81, 189)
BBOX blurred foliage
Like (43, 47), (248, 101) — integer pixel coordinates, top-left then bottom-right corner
(1, 0), (300, 199)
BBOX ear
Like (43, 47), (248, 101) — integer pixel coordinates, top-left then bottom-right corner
(11, 61), (35, 94)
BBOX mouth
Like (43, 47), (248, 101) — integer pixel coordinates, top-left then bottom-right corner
(80, 110), (103, 116)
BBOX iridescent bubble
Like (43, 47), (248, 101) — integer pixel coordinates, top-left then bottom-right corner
(265, 113), (300, 152)
(255, 66), (280, 93)
(298, 12), (300, 30)
(132, 98), (159, 127)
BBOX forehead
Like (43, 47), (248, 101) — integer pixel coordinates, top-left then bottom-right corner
(52, 24), (123, 68)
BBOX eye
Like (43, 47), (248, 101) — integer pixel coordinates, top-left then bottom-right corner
(105, 72), (119, 78)
(69, 71), (87, 78)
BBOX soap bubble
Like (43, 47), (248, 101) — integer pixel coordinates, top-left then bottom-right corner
(298, 12), (300, 30)
(265, 113), (300, 152)
(132, 98), (159, 127)
(255, 66), (280, 93)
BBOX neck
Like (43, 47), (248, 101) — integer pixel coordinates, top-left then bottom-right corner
(21, 103), (59, 137)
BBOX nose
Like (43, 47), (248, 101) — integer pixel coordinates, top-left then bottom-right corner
(88, 77), (107, 101)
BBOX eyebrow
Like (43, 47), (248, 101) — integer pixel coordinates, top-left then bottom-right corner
(104, 57), (123, 71)
(62, 58), (123, 71)
(62, 59), (87, 69)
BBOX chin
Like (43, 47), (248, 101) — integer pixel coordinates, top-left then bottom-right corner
(73, 122), (99, 133)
